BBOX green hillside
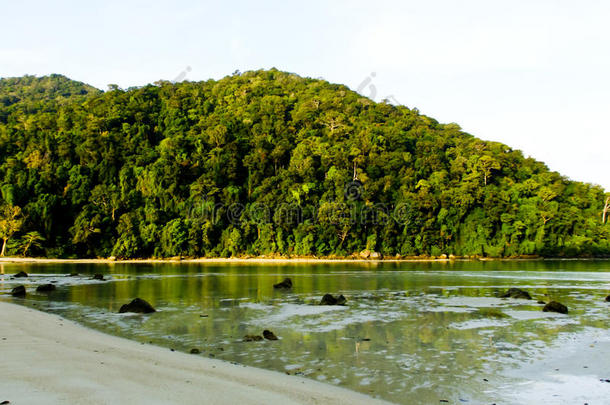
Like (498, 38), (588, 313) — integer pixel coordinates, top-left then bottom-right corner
(0, 69), (608, 258)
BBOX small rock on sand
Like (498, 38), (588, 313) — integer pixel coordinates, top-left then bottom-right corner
(359, 250), (371, 259)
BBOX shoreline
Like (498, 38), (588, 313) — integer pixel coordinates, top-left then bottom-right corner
(1, 256), (606, 265)
(0, 301), (390, 405)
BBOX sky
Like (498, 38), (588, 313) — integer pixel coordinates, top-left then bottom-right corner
(2, 0), (609, 190)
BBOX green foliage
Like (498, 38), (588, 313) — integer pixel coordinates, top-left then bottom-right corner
(0, 204), (23, 256)
(18, 231), (45, 257)
(0, 70), (608, 258)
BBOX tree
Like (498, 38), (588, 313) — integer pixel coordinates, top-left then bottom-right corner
(19, 231), (45, 257)
(0, 205), (23, 256)
(477, 155), (500, 186)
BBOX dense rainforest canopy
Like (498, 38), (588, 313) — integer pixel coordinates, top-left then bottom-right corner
(0, 70), (608, 258)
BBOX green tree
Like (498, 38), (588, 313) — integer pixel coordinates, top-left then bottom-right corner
(0, 205), (23, 256)
(19, 231), (45, 257)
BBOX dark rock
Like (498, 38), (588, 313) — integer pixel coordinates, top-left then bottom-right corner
(11, 285), (26, 297)
(537, 300), (546, 305)
(190, 348), (201, 354)
(263, 330), (278, 340)
(243, 335), (264, 342)
(273, 278), (293, 289)
(1, 401), (10, 404)
(543, 301), (568, 314)
(605, 295), (610, 302)
(14, 271), (28, 278)
(319, 293), (347, 305)
(67, 273), (79, 277)
(118, 298), (156, 314)
(500, 288), (532, 300)
(36, 284), (56, 293)
(92, 274), (105, 281)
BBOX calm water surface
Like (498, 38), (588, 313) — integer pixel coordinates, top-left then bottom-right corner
(1, 260), (609, 404)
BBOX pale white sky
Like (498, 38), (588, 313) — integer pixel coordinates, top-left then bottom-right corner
(2, 0), (608, 190)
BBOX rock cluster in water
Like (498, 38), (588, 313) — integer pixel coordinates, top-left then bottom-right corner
(118, 298), (156, 314)
(11, 285), (26, 297)
(36, 284), (56, 293)
(500, 288), (532, 300)
(243, 330), (279, 342)
(273, 278), (293, 289)
(319, 294), (347, 305)
(243, 335), (264, 342)
(262, 330), (278, 340)
(543, 301), (568, 314)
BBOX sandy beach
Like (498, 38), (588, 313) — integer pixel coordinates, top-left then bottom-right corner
(0, 256), (550, 266)
(0, 301), (391, 405)
(0, 256), (437, 264)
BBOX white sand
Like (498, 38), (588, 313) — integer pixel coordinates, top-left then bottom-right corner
(0, 256), (417, 264)
(0, 302), (391, 405)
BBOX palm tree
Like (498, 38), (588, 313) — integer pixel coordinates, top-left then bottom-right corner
(20, 232), (45, 257)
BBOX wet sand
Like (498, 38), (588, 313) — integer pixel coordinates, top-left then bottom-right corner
(496, 328), (610, 404)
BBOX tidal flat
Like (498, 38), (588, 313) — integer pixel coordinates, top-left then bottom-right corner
(1, 260), (609, 404)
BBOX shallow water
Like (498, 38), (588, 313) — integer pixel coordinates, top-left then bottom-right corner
(1, 260), (609, 404)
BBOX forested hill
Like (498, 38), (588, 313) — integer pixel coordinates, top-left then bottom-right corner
(0, 74), (100, 109)
(0, 69), (608, 259)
